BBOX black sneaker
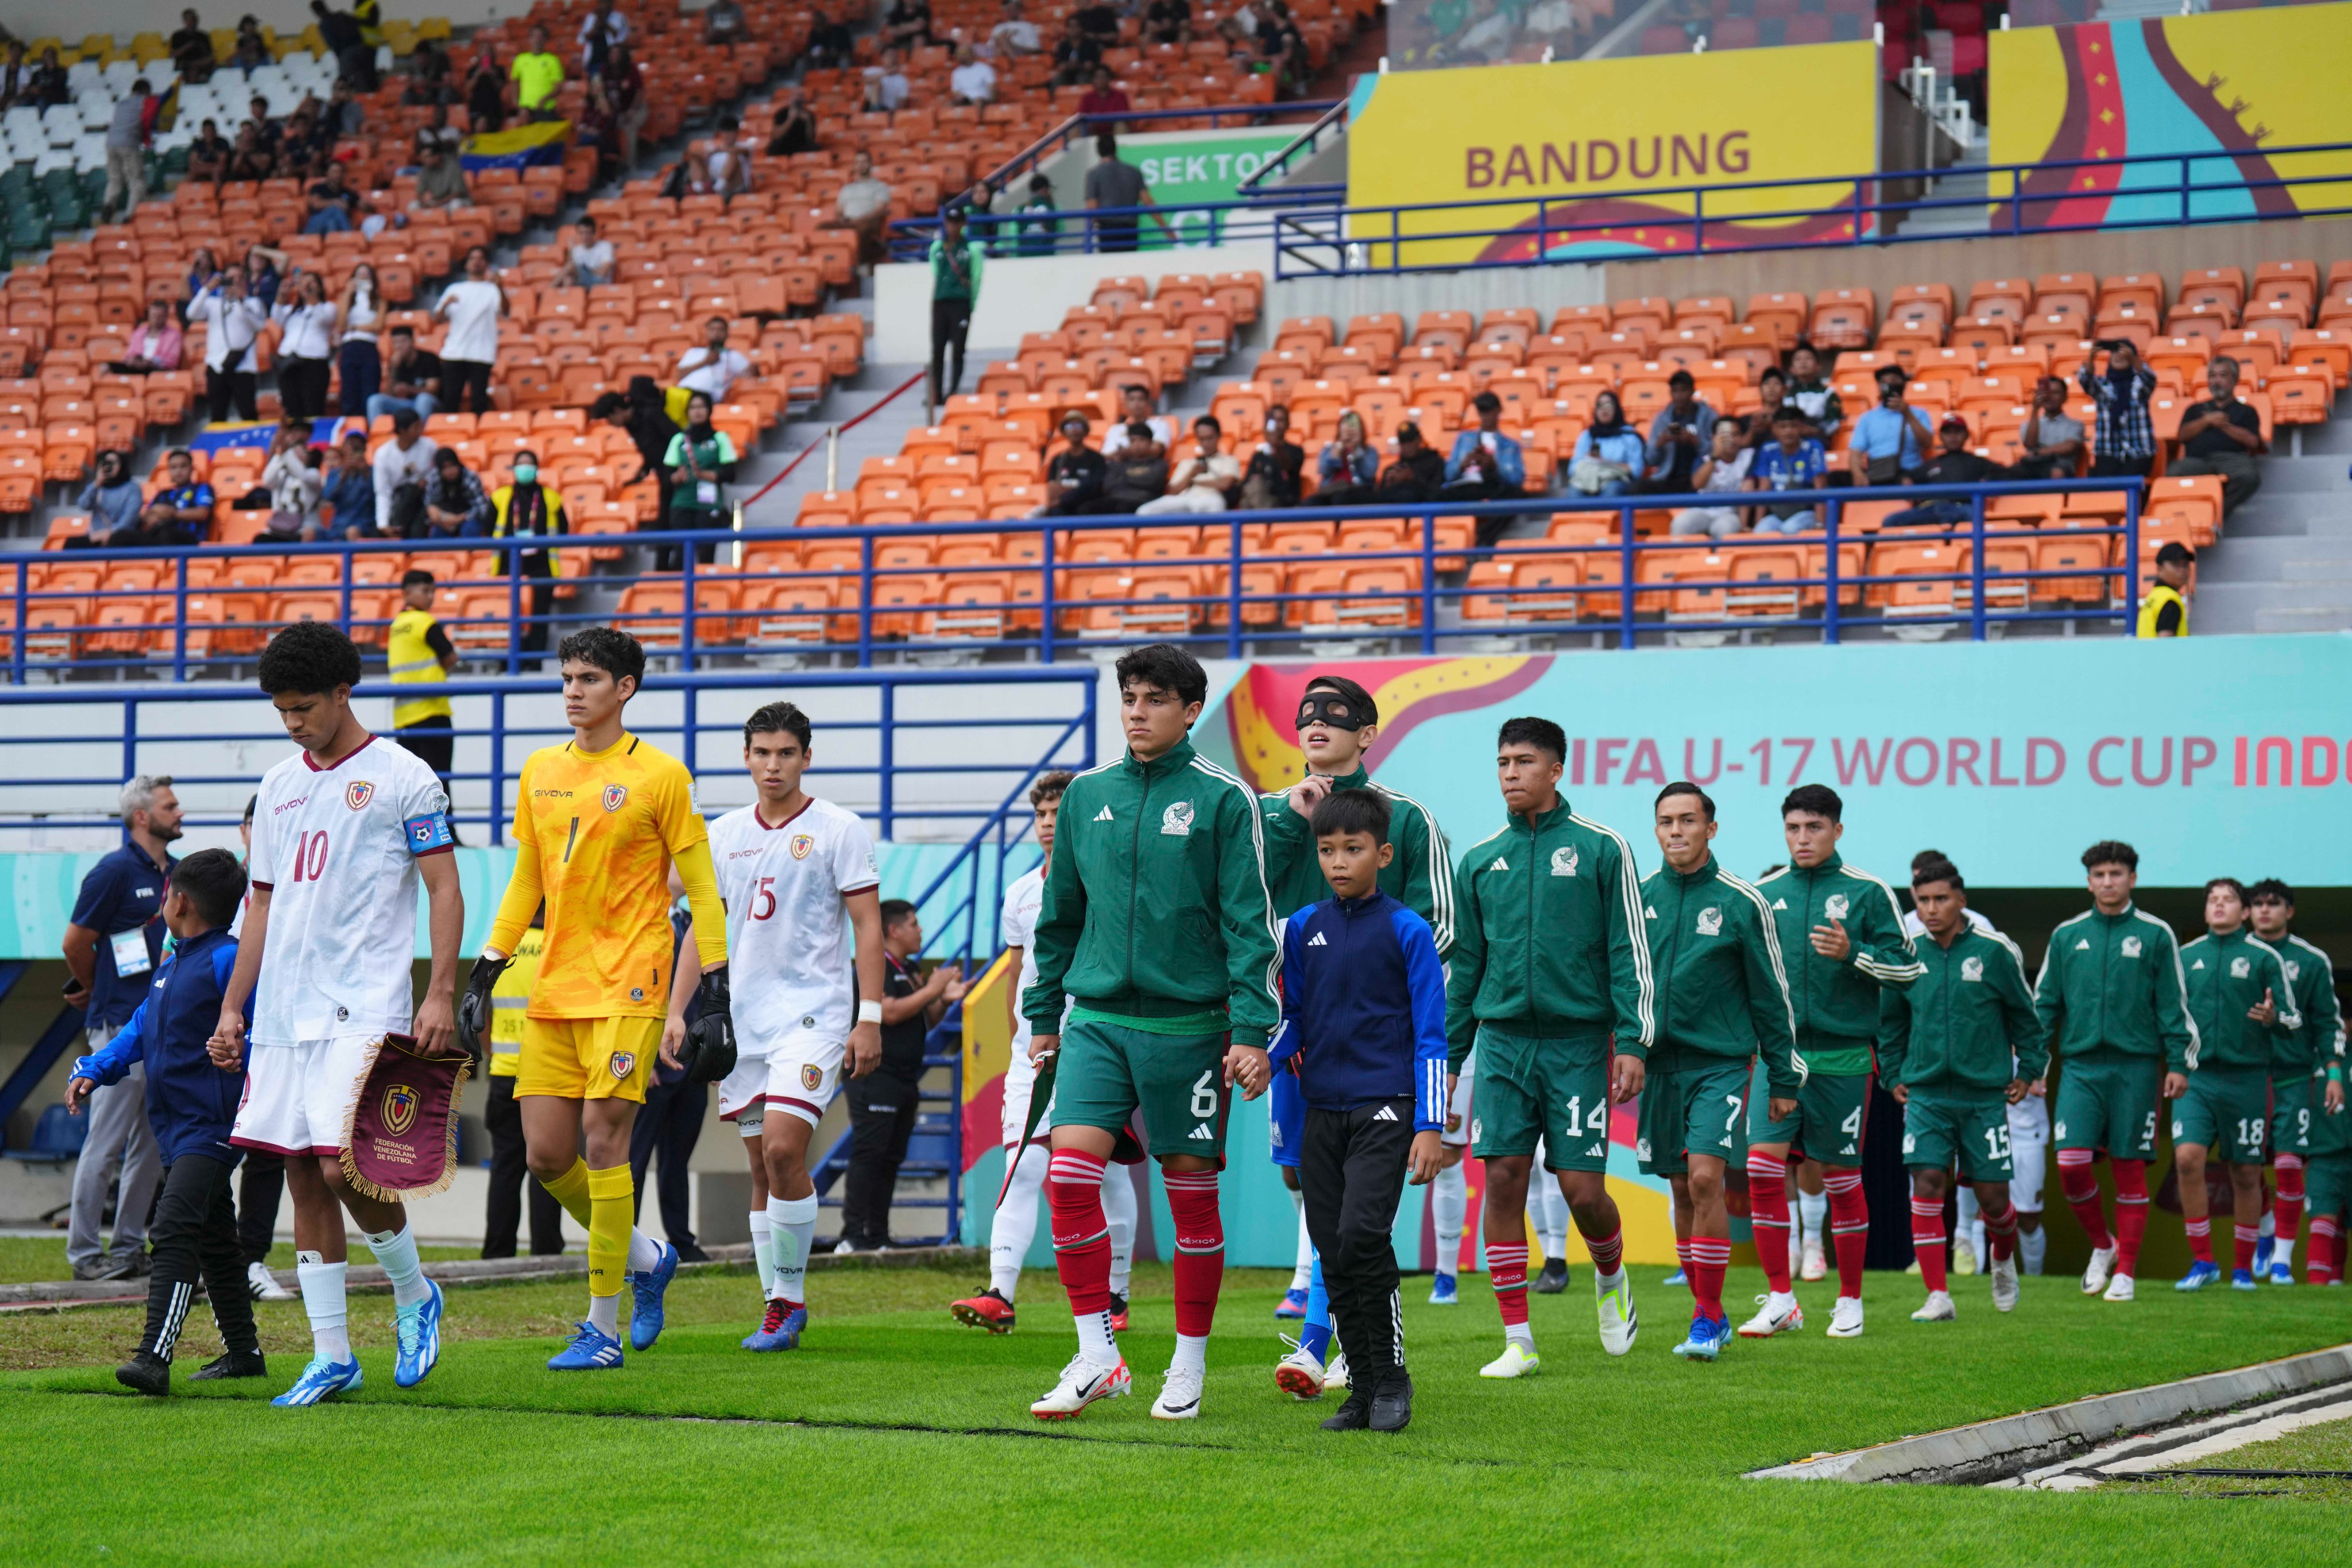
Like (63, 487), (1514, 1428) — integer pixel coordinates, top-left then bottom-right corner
(116, 1350), (171, 1396)
(1320, 1389), (1374, 1431)
(118, 1252), (153, 1279)
(1370, 1370), (1414, 1433)
(675, 1244), (712, 1264)
(72, 1257), (134, 1282)
(1534, 1257), (1571, 1295)
(189, 1350), (268, 1381)
(1108, 1291), (1129, 1330)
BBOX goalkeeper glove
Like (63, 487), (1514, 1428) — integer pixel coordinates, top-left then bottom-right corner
(457, 953), (509, 1060)
(683, 965), (736, 1085)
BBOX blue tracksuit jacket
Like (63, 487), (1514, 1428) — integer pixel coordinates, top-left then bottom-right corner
(72, 926), (252, 1166)
(1270, 891), (1448, 1132)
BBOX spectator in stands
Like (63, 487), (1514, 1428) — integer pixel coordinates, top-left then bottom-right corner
(60, 775), (180, 1281)
(2167, 354), (2264, 514)
(1249, 0), (1310, 95)
(186, 119), (233, 185)
(225, 122), (273, 183)
(1140, 415), (1243, 514)
(261, 421), (324, 541)
(103, 79), (154, 222)
(404, 38), (452, 106)
(2078, 338), (2157, 478)
(678, 316), (753, 405)
(1101, 384), (1173, 454)
(511, 24), (566, 123)
(1748, 406), (1831, 535)
(602, 379), (680, 533)
(578, 0), (629, 73)
(26, 46), (68, 109)
(951, 44), (998, 105)
(926, 208), (983, 405)
(1846, 366), (1935, 486)
(72, 452), (147, 547)
(172, 11), (218, 84)
(1642, 369), (1717, 494)
(705, 0), (748, 45)
(1053, 13), (1105, 86)
(864, 47), (912, 113)
(373, 405), (439, 535)
(600, 44), (648, 175)
(1242, 404), (1305, 508)
(1086, 425), (1173, 513)
(433, 245), (506, 416)
(1444, 390), (1532, 543)
(1881, 416), (2006, 529)
(421, 446), (493, 539)
(1084, 136), (1171, 252)
(271, 270), (339, 420)
(663, 152), (716, 200)
(320, 430), (377, 537)
(768, 88), (819, 156)
(1146, 0), (1194, 45)
(1040, 412), (1109, 513)
(2138, 541), (2193, 637)
(1784, 342), (1841, 445)
(277, 102), (326, 184)
(466, 43), (507, 135)
(884, 0), (937, 51)
(243, 243), (287, 309)
(1076, 1), (1122, 40)
(412, 138), (471, 210)
(0, 42), (27, 110)
(325, 76), (365, 138)
(706, 114), (755, 198)
(2007, 375), (2085, 481)
(303, 158), (362, 233)
(990, 0), (1044, 56)
(370, 326), (442, 423)
(131, 451), (216, 549)
(1314, 411), (1379, 501)
(1669, 419), (1754, 539)
(241, 93), (279, 158)
(1566, 389), (1641, 498)
(834, 151), (896, 269)
(807, 6), (856, 68)
(183, 249), (222, 311)
(114, 300), (183, 375)
(1013, 172), (1060, 255)
(664, 392), (737, 566)
(314, 2), (374, 90)
(1374, 421), (1448, 502)
(229, 20), (269, 73)
(1078, 64), (1131, 122)
(189, 265), (266, 423)
(564, 214), (614, 287)
(490, 450), (567, 655)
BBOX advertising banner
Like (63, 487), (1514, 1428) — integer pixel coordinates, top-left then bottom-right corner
(1125, 131), (1300, 248)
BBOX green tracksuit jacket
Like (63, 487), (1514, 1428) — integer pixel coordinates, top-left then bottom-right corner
(1639, 855), (1804, 1093)
(2272, 932), (2343, 1077)
(1023, 738), (1281, 1048)
(2031, 903), (2196, 1074)
(2179, 926), (2301, 1072)
(1877, 926), (2048, 1094)
(1443, 799), (1654, 1067)
(1753, 853), (1922, 1075)
(1259, 764), (1455, 953)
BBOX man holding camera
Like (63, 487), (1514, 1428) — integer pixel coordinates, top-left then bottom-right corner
(2077, 339), (2159, 479)
(1846, 367), (1936, 487)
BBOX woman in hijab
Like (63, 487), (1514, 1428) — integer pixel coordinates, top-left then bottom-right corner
(1570, 389), (1646, 496)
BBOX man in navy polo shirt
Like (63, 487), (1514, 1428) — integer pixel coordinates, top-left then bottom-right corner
(61, 775), (183, 1280)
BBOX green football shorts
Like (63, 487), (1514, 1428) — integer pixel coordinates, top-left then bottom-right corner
(1470, 1024), (1612, 1171)
(1748, 1067), (1872, 1166)
(1054, 1013), (1231, 1159)
(1901, 1089), (2014, 1180)
(2303, 1152), (2352, 1223)
(2173, 1067), (2269, 1164)
(1638, 1059), (1752, 1177)
(2052, 1051), (2164, 1160)
(2269, 1073), (2314, 1158)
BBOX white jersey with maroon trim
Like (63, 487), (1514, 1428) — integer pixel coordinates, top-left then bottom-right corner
(706, 795), (879, 1059)
(247, 735), (453, 1047)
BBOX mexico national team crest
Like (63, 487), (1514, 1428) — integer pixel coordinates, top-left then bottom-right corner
(801, 1062), (822, 1091)
(2231, 956), (2252, 978)
(381, 1082), (418, 1135)
(604, 783), (629, 812)
(1695, 906), (1722, 936)
(1550, 845), (1578, 878)
(790, 833), (816, 860)
(610, 1052), (636, 1079)
(1961, 956), (1984, 982)
(2121, 936), (2143, 958)
(1161, 800), (1194, 837)
(345, 781), (374, 811)
(1824, 893), (1850, 920)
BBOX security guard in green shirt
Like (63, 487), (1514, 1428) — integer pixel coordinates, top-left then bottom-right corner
(927, 204), (984, 406)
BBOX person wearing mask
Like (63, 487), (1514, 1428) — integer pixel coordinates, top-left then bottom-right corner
(564, 214), (615, 288)
(61, 775), (182, 1280)
(319, 430), (377, 537)
(1642, 370), (1718, 494)
(2008, 375), (2087, 481)
(114, 300), (183, 375)
(664, 391), (737, 567)
(1139, 415), (1242, 513)
(336, 262), (382, 415)
(260, 420), (324, 541)
(421, 446), (493, 539)
(1882, 417), (2006, 529)
(676, 315), (751, 405)
(270, 270), (339, 421)
(510, 24), (565, 122)
(838, 900), (964, 1252)
(490, 451), (567, 656)
(1241, 404), (1305, 508)
(432, 246), (506, 416)
(1669, 420), (1755, 539)
(2078, 338), (2159, 479)
(72, 452), (148, 547)
(1038, 412), (1108, 514)
(188, 265), (267, 422)
(1845, 367), (1935, 487)
(368, 324), (442, 423)
(1311, 410), (1380, 505)
(1567, 390), (1643, 498)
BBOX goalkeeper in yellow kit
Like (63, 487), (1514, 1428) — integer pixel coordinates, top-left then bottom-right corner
(458, 628), (734, 1370)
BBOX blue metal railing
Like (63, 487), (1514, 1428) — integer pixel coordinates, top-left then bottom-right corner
(969, 100), (1343, 200)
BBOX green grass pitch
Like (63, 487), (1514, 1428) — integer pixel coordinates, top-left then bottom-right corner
(3, 1260), (2349, 1565)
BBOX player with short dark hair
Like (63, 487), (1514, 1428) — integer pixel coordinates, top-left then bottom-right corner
(1749, 784), (1920, 1340)
(2246, 878), (2345, 1283)
(1447, 715), (1653, 1376)
(2036, 839), (2195, 1303)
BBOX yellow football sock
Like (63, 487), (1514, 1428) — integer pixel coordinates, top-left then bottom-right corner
(587, 1164), (634, 1300)
(542, 1157), (593, 1229)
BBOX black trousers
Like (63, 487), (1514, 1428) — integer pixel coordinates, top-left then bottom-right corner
(237, 1151), (284, 1267)
(482, 1074), (566, 1257)
(438, 358), (493, 415)
(278, 356), (332, 421)
(841, 1069), (920, 1244)
(929, 296), (973, 404)
(1300, 1098), (1414, 1383)
(2090, 454), (2153, 479)
(144, 1153), (261, 1361)
(207, 369), (257, 423)
(1440, 479), (1530, 545)
(396, 713), (454, 780)
(516, 557), (556, 653)
(628, 1074), (706, 1250)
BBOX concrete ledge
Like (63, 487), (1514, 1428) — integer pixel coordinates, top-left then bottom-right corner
(1747, 1341), (2352, 1486)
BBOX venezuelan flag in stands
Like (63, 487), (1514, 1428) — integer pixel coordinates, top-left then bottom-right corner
(463, 120), (572, 173)
(192, 418), (359, 449)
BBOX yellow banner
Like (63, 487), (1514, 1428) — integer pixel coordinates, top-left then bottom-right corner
(1343, 43), (1880, 266)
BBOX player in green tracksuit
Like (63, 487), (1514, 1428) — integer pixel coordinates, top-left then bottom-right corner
(2299, 1031), (2350, 1286)
(1749, 784), (1921, 1339)
(2034, 839), (2196, 1304)
(1021, 644), (1279, 1424)
(1635, 783), (1801, 1359)
(1877, 857), (2047, 1323)
(2172, 877), (2302, 1291)
(2247, 878), (2345, 1283)
(1445, 716), (1654, 1377)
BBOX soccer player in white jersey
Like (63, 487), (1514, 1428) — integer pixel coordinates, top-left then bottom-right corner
(950, 771), (1139, 1334)
(210, 624), (465, 1408)
(668, 701), (883, 1351)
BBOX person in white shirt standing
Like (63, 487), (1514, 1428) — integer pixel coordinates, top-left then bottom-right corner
(950, 771), (1139, 1334)
(667, 702), (884, 1352)
(208, 623), (465, 1407)
(431, 245), (506, 416)
(372, 406), (439, 539)
(270, 269), (341, 422)
(190, 264), (268, 423)
(577, 0), (628, 69)
(674, 315), (751, 405)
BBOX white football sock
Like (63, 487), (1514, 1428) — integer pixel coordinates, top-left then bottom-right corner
(1171, 1332), (1208, 1377)
(587, 1292), (620, 1335)
(2260, 1209), (2276, 1241)
(1798, 1188), (1828, 1247)
(2020, 1217), (2048, 1275)
(1504, 1321), (1535, 1352)
(1531, 1170), (1569, 1264)
(296, 1252), (350, 1363)
(768, 1192), (818, 1304)
(749, 1211), (776, 1299)
(625, 1227), (663, 1273)
(992, 1142), (1049, 1300)
(1102, 1160), (1137, 1297)
(363, 1224), (432, 1310)
(1432, 1161), (1466, 1275)
(1074, 1307), (1118, 1364)
(1289, 1190), (1313, 1291)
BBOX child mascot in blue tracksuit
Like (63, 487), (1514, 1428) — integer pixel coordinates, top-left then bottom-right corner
(67, 848), (261, 1395)
(1269, 789), (1448, 1434)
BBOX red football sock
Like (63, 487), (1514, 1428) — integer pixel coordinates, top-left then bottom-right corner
(1824, 1168), (1867, 1298)
(2057, 1148), (2113, 1250)
(2311, 1217), (2342, 1284)
(1910, 1198), (1948, 1293)
(1582, 1222), (1624, 1276)
(2234, 1223), (2261, 1275)
(1687, 1237), (1730, 1319)
(1048, 1149), (1113, 1317)
(2275, 1155), (2305, 1260)
(1748, 1150), (1792, 1294)
(1982, 1198), (2018, 1263)
(2183, 1216), (2213, 1265)
(2112, 1159), (2150, 1273)
(1488, 1241), (1530, 1327)
(1160, 1170), (1224, 1339)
